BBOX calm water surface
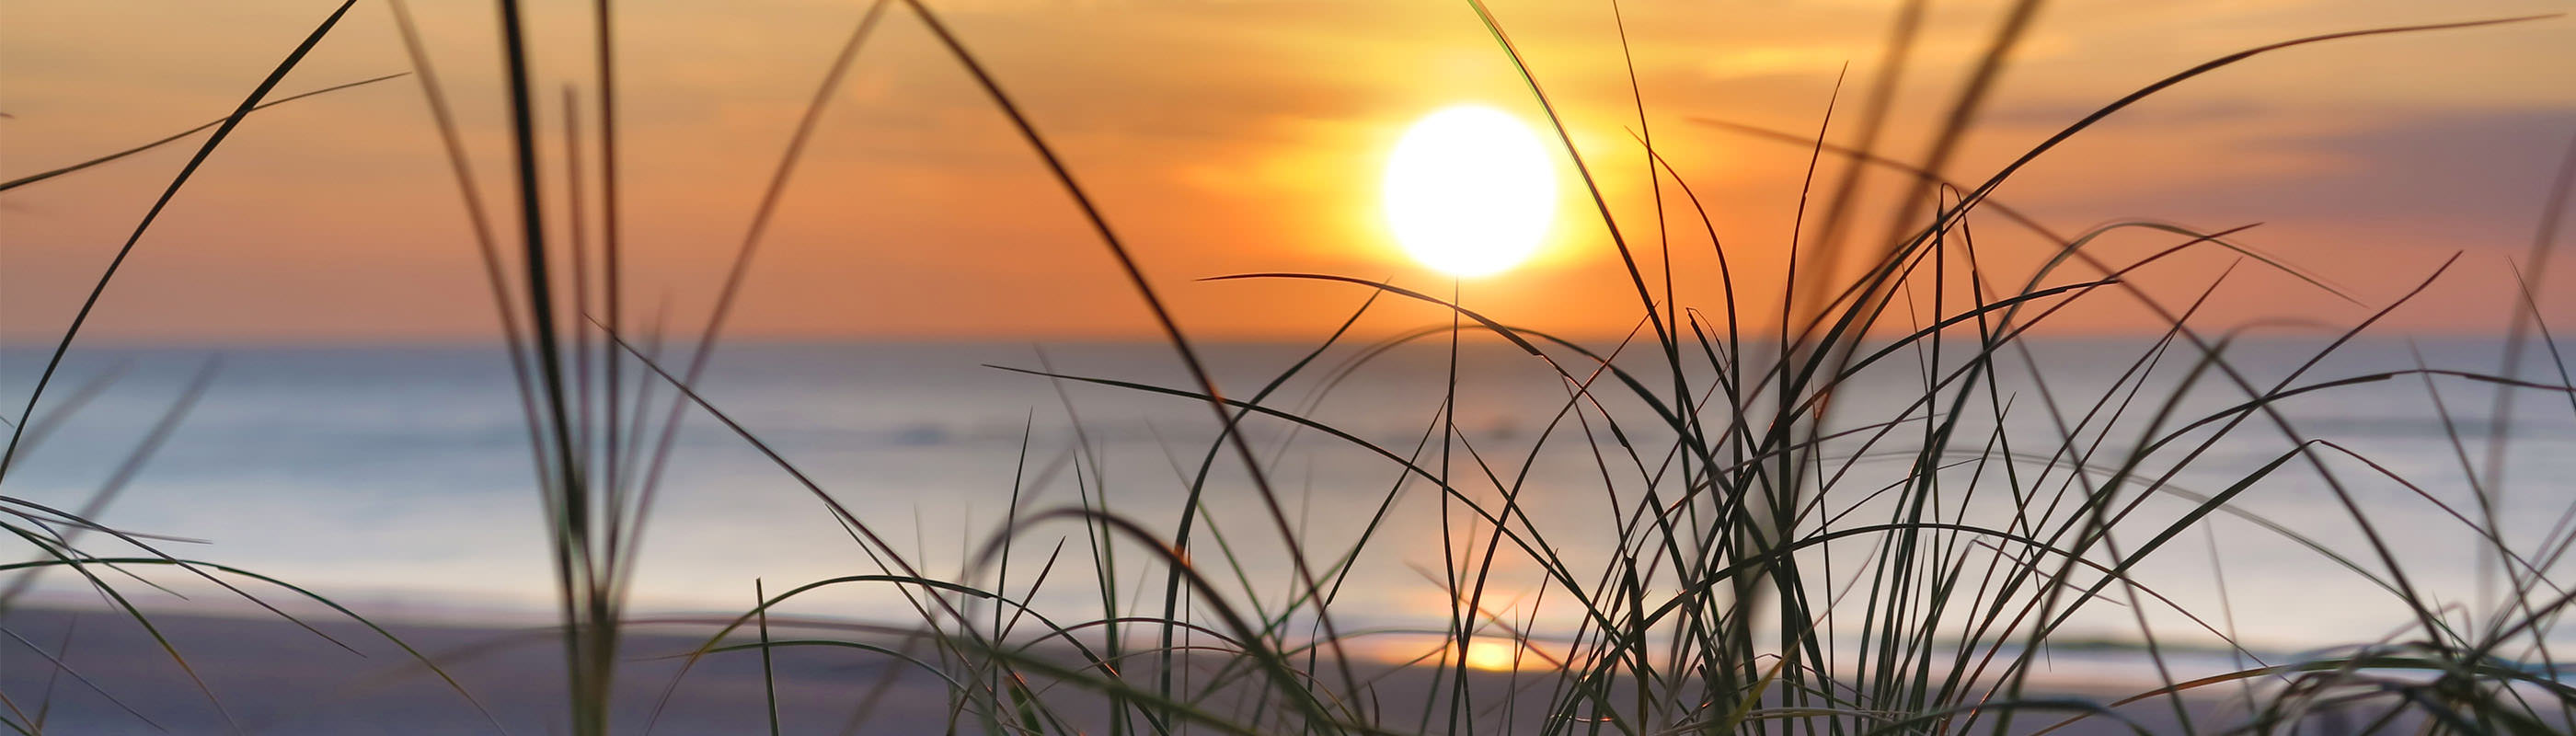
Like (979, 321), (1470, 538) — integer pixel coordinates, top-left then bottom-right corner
(4, 338), (2570, 669)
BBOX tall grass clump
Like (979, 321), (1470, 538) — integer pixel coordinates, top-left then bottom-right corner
(3, 1), (2571, 734)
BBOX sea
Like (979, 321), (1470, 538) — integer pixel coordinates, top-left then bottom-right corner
(3, 337), (2571, 685)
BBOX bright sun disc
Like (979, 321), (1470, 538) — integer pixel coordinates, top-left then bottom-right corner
(1463, 639), (1522, 672)
(1383, 105), (1557, 278)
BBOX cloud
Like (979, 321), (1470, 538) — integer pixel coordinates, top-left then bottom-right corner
(2022, 108), (2574, 233)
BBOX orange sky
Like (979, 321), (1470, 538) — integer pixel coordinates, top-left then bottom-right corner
(3, 0), (2570, 343)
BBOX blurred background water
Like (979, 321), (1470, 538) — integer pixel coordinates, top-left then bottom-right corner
(3, 336), (2570, 671)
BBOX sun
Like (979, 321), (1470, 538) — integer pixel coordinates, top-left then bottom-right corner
(1382, 105), (1558, 278)
(1461, 638), (1526, 672)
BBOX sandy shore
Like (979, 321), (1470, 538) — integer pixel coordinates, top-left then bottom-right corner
(0, 604), (2394, 734)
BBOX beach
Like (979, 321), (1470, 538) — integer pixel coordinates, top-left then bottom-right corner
(5, 338), (2569, 732)
(4, 604), (2341, 735)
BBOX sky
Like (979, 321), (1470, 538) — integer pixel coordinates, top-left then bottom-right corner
(2, 0), (2570, 343)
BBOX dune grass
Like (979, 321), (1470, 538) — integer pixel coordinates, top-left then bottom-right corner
(3, 1), (2573, 734)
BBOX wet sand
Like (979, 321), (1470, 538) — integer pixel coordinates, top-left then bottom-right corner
(0, 605), (2416, 734)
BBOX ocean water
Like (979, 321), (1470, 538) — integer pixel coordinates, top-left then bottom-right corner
(2, 337), (2570, 669)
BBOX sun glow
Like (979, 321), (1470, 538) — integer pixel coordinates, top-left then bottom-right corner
(1382, 105), (1558, 278)
(1462, 639), (1529, 672)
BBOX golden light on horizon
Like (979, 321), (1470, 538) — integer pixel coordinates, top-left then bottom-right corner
(1462, 638), (1526, 672)
(1382, 105), (1558, 278)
